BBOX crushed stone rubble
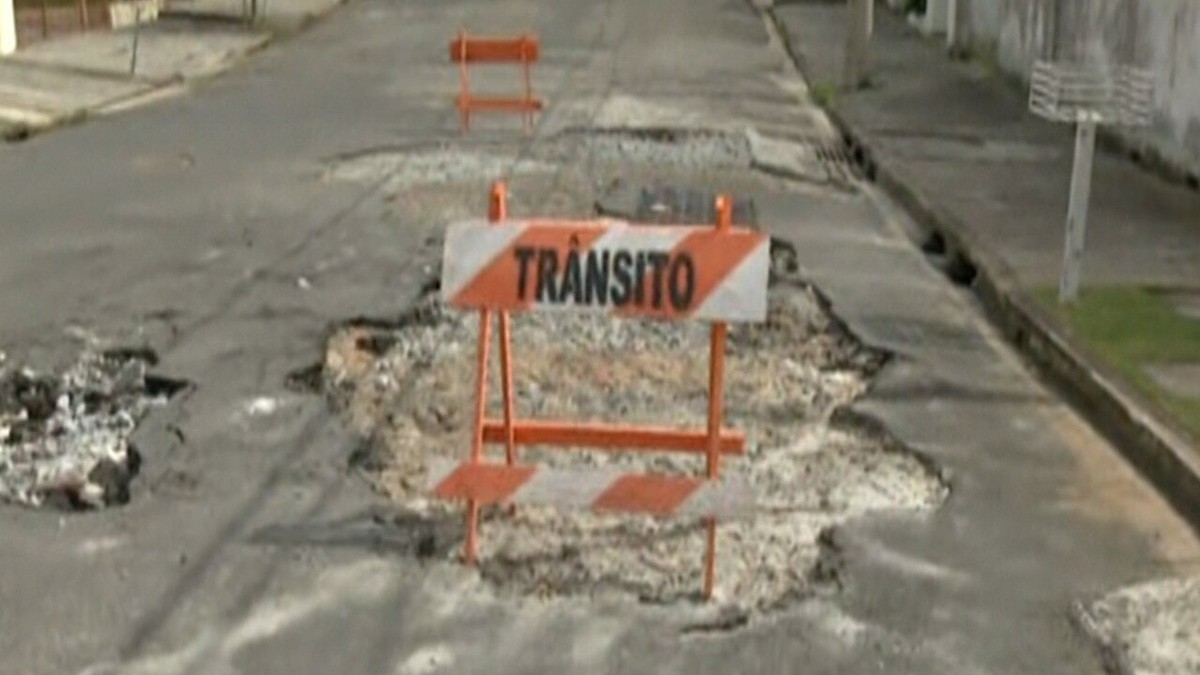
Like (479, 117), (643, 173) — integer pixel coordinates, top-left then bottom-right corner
(0, 349), (171, 509)
(325, 279), (947, 612)
(1077, 576), (1200, 675)
(546, 129), (754, 171)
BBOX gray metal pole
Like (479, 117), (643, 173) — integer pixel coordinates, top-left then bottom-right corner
(1058, 115), (1097, 303)
(129, 5), (141, 76)
(946, 0), (958, 50)
(842, 0), (870, 89)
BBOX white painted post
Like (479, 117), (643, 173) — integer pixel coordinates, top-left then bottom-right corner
(946, 0), (958, 50)
(842, 0), (871, 89)
(1058, 114), (1098, 303)
(1, 0), (17, 56)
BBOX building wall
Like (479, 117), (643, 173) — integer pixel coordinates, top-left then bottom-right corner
(955, 0), (1200, 178)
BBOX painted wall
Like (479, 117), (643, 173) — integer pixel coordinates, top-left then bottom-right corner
(954, 0), (1200, 177)
(1, 0), (15, 55)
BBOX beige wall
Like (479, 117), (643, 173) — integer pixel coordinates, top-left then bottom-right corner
(955, 0), (1200, 178)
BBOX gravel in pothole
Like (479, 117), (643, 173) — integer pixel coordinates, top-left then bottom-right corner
(545, 129), (753, 172)
(1077, 576), (1200, 675)
(323, 279), (945, 612)
(0, 348), (182, 509)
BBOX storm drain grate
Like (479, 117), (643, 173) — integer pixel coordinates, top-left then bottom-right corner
(806, 138), (860, 184)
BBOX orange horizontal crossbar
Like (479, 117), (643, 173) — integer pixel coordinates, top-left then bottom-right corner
(481, 419), (745, 454)
(450, 36), (540, 63)
(456, 95), (544, 112)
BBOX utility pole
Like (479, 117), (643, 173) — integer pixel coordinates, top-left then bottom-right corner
(1, 0), (16, 56)
(946, 0), (958, 51)
(842, 0), (871, 89)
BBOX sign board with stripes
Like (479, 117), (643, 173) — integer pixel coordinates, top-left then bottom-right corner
(441, 219), (770, 322)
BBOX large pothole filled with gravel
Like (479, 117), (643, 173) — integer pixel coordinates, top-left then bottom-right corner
(1076, 576), (1200, 675)
(316, 272), (946, 614)
(0, 348), (187, 510)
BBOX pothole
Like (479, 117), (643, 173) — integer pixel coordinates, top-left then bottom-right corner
(542, 126), (858, 190)
(0, 347), (188, 510)
(550, 127), (754, 170)
(313, 268), (946, 616)
(1076, 576), (1200, 675)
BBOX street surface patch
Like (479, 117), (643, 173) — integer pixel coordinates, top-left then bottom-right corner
(1077, 576), (1200, 675)
(0, 347), (186, 509)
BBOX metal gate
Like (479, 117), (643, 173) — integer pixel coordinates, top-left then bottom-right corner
(14, 0), (112, 47)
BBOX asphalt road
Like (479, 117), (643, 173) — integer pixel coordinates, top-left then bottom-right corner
(0, 0), (1196, 674)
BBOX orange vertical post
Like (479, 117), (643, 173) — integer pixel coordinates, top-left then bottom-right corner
(703, 194), (732, 600)
(457, 29), (471, 133)
(491, 182), (517, 466)
(465, 266), (494, 564)
(521, 39), (534, 134)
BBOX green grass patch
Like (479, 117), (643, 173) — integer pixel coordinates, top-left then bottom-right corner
(1035, 286), (1200, 440)
(810, 81), (837, 108)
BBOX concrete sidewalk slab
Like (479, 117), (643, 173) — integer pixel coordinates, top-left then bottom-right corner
(163, 0), (346, 32)
(8, 20), (270, 83)
(1145, 364), (1200, 399)
(772, 1), (1200, 527)
(0, 60), (151, 125)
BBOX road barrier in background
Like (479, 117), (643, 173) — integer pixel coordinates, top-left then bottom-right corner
(428, 181), (768, 599)
(449, 31), (543, 134)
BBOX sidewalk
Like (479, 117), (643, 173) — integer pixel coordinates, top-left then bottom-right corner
(0, 0), (341, 139)
(771, 2), (1200, 523)
(161, 0), (346, 33)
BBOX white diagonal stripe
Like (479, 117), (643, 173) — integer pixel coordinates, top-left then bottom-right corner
(510, 466), (623, 508)
(588, 224), (691, 253)
(692, 239), (770, 322)
(440, 219), (527, 301)
(677, 474), (756, 520)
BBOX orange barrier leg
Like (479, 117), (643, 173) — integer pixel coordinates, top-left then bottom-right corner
(490, 182), (517, 467)
(499, 316), (515, 465)
(465, 307), (493, 564)
(522, 55), (534, 135)
(457, 30), (471, 133)
(703, 195), (733, 600)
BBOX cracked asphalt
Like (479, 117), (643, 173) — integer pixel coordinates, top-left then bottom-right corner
(0, 0), (1197, 673)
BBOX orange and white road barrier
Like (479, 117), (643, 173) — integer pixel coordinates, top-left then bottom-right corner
(430, 181), (768, 600)
(449, 31), (543, 133)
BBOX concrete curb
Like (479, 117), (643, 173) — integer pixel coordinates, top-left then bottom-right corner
(765, 8), (1200, 530)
